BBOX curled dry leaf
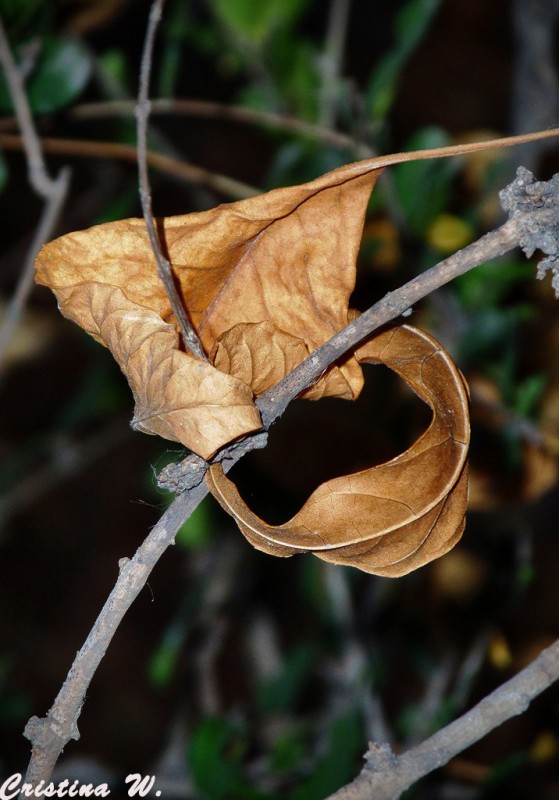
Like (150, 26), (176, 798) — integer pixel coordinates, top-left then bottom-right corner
(34, 129), (559, 572)
(35, 129), (557, 460)
(37, 280), (261, 459)
(35, 156), (383, 457)
(207, 325), (470, 577)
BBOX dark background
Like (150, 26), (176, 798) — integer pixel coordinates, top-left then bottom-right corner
(1, 1), (559, 797)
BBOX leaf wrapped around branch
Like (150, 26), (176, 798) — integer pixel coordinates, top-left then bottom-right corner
(36, 131), (558, 573)
(206, 325), (470, 576)
(35, 157), (384, 457)
(35, 130), (555, 460)
(48, 282), (262, 459)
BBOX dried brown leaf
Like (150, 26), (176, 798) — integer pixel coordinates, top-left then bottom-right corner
(214, 321), (357, 399)
(48, 282), (261, 459)
(206, 325), (470, 576)
(35, 129), (556, 462)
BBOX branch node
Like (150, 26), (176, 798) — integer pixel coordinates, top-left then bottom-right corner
(156, 431), (269, 494)
(24, 712), (80, 750)
(157, 453), (208, 493)
(364, 741), (399, 773)
(500, 166), (559, 296)
(219, 430), (269, 463)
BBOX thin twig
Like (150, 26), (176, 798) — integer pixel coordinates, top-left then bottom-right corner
(136, 0), (208, 361)
(0, 168), (69, 378)
(0, 19), (56, 197)
(0, 20), (71, 376)
(326, 637), (559, 799)
(68, 98), (373, 156)
(319, 0), (352, 127)
(449, 630), (491, 712)
(405, 651), (456, 746)
(0, 132), (257, 198)
(255, 211), (552, 428)
(0, 419), (130, 532)
(21, 196), (558, 788)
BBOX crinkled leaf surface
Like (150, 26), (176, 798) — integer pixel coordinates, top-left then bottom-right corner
(36, 151), (391, 457)
(207, 325), (470, 576)
(35, 132), (552, 459)
(36, 130), (558, 570)
(48, 282), (261, 459)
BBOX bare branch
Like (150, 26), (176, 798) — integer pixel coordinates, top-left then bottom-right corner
(136, 0), (208, 361)
(22, 476), (210, 788)
(0, 18), (56, 197)
(21, 171), (559, 789)
(68, 98), (373, 156)
(326, 637), (559, 800)
(0, 132), (257, 198)
(0, 20), (71, 376)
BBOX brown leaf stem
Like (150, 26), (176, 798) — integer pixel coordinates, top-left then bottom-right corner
(0, 132), (257, 198)
(136, 0), (208, 361)
(21, 190), (559, 790)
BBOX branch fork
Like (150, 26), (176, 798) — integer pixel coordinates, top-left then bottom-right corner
(157, 171), (559, 496)
(500, 166), (559, 294)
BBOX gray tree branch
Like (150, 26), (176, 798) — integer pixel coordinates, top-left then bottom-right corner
(327, 638), (559, 800)
(18, 0), (559, 791)
(0, 18), (70, 377)
(21, 172), (559, 790)
(136, 0), (208, 361)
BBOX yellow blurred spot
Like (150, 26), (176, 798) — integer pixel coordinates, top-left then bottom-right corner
(530, 731), (559, 763)
(0, 302), (55, 367)
(426, 214), (475, 255)
(521, 443), (559, 502)
(430, 549), (486, 601)
(488, 631), (513, 670)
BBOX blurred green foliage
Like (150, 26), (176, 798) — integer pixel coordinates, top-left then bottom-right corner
(0, 0), (91, 114)
(186, 709), (364, 800)
(204, 0), (316, 119)
(365, 0), (443, 124)
(210, 0), (309, 46)
(0, 0), (49, 38)
(392, 126), (459, 234)
(188, 717), (263, 800)
(0, 36), (91, 114)
(257, 643), (315, 715)
(0, 656), (29, 729)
